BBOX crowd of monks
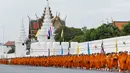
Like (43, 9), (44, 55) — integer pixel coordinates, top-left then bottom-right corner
(0, 51), (130, 72)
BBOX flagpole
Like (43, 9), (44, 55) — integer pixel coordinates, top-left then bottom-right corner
(62, 27), (64, 42)
(87, 42), (90, 54)
(27, 15), (31, 39)
(116, 39), (118, 53)
(27, 15), (32, 54)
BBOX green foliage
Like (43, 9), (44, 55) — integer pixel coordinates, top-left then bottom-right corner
(70, 35), (86, 42)
(8, 46), (15, 54)
(96, 24), (121, 39)
(122, 21), (130, 35)
(54, 22), (130, 42)
(82, 26), (87, 33)
(54, 26), (83, 42)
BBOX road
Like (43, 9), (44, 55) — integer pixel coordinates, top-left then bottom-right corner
(0, 65), (119, 73)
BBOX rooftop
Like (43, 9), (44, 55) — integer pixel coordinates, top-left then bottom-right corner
(4, 41), (15, 46)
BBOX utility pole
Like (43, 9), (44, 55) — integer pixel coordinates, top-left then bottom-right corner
(2, 25), (4, 58)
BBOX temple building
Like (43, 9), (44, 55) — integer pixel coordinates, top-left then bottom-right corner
(28, 0), (65, 41)
(37, 0), (55, 42)
(15, 19), (27, 57)
(112, 21), (129, 30)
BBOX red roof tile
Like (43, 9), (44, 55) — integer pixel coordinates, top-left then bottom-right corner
(114, 21), (129, 30)
(4, 41), (15, 46)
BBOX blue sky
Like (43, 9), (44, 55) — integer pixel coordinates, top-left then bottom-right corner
(0, 0), (130, 42)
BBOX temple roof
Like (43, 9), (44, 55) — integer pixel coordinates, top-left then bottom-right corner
(4, 41), (15, 46)
(113, 21), (129, 30)
(52, 16), (65, 26)
(16, 19), (27, 43)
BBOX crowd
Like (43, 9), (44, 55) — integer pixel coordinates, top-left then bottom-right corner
(0, 51), (130, 72)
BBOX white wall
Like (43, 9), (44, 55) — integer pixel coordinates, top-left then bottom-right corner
(30, 35), (130, 57)
(15, 42), (26, 57)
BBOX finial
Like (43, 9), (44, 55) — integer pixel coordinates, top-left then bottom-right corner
(46, 0), (49, 7)
(35, 13), (39, 19)
(27, 15), (31, 21)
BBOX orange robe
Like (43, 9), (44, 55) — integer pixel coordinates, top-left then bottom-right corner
(107, 54), (113, 69)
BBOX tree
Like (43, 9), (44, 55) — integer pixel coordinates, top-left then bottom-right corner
(54, 22), (128, 43)
(8, 46), (15, 54)
(54, 26), (83, 42)
(70, 35), (86, 42)
(122, 21), (130, 35)
(96, 24), (120, 39)
(82, 26), (87, 33)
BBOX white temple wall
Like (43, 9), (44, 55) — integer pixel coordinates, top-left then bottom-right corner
(15, 42), (26, 57)
(79, 42), (86, 54)
(30, 35), (130, 57)
(70, 42), (78, 54)
(6, 53), (15, 58)
(31, 42), (48, 56)
(61, 42), (69, 55)
(52, 42), (60, 55)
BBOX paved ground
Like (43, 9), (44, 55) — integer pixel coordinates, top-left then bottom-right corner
(0, 65), (119, 73)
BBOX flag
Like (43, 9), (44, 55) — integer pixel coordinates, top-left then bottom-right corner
(47, 29), (50, 39)
(60, 45), (63, 55)
(61, 29), (63, 38)
(87, 42), (90, 54)
(61, 29), (64, 42)
(48, 49), (50, 56)
(76, 44), (80, 55)
(50, 26), (55, 36)
(50, 27), (52, 35)
(35, 30), (39, 37)
(68, 42), (70, 55)
(116, 39), (118, 53)
(101, 40), (105, 54)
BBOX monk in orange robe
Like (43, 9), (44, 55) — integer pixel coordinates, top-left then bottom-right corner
(112, 53), (118, 69)
(90, 54), (95, 69)
(107, 53), (113, 71)
(118, 51), (128, 72)
(85, 54), (90, 69)
(126, 53), (130, 71)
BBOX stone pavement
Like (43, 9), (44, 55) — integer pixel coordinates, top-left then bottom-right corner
(0, 65), (119, 73)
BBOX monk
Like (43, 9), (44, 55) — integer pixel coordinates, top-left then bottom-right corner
(85, 54), (90, 69)
(126, 52), (130, 71)
(90, 53), (95, 69)
(95, 53), (101, 70)
(112, 52), (118, 69)
(100, 53), (106, 69)
(118, 51), (128, 72)
(107, 53), (113, 71)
